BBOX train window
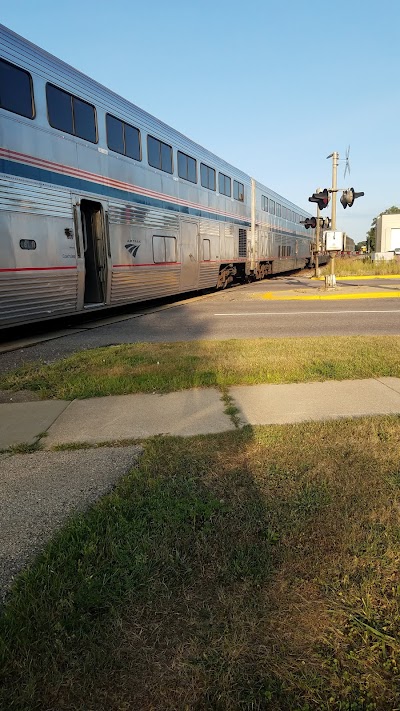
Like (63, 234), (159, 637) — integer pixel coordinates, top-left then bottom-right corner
(177, 151), (197, 183)
(262, 195), (268, 212)
(152, 235), (177, 263)
(276, 203), (281, 217)
(269, 200), (275, 215)
(125, 125), (141, 160)
(74, 97), (97, 142)
(219, 173), (231, 197)
(233, 180), (244, 202)
(106, 114), (141, 160)
(200, 163), (216, 191)
(287, 209), (292, 222)
(0, 59), (35, 119)
(203, 239), (211, 261)
(282, 205), (286, 219)
(46, 84), (97, 143)
(147, 136), (173, 174)
(107, 114), (124, 154)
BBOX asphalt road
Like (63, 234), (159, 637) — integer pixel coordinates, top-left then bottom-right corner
(1, 275), (400, 372)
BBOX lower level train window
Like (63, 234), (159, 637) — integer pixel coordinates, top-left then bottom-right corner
(0, 58), (34, 119)
(153, 235), (177, 263)
(203, 239), (211, 261)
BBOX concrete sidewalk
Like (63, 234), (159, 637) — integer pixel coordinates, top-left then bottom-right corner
(2, 377), (400, 599)
(2, 377), (400, 450)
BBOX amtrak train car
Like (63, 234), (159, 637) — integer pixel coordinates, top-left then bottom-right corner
(0, 24), (314, 328)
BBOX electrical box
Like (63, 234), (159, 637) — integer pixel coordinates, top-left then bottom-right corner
(323, 230), (344, 251)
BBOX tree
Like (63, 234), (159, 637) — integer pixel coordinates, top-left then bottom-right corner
(355, 241), (366, 251)
(366, 206), (400, 252)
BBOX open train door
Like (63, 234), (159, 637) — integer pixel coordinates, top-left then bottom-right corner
(180, 220), (199, 291)
(73, 197), (111, 309)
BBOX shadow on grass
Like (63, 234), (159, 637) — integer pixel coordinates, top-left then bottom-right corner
(2, 418), (400, 710)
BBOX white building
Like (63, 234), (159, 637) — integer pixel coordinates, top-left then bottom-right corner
(376, 214), (400, 253)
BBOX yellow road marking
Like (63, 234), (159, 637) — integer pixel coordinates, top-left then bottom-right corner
(311, 275), (400, 280)
(261, 291), (400, 301)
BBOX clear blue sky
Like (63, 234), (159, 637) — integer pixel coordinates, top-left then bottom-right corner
(3, 0), (399, 243)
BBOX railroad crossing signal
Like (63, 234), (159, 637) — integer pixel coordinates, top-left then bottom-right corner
(300, 217), (317, 229)
(320, 217), (331, 229)
(340, 187), (365, 209)
(308, 188), (330, 211)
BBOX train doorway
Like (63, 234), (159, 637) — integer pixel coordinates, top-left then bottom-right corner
(180, 221), (199, 291)
(80, 200), (108, 305)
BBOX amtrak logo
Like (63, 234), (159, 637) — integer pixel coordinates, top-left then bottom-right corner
(125, 242), (140, 258)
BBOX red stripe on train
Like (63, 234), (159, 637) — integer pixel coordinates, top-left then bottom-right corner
(0, 266), (77, 272)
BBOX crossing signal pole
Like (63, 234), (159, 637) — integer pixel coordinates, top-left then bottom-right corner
(307, 152), (364, 286)
(315, 202), (321, 277)
(326, 152), (338, 286)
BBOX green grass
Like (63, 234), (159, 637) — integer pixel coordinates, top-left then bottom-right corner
(321, 256), (400, 276)
(1, 417), (400, 710)
(1, 335), (400, 399)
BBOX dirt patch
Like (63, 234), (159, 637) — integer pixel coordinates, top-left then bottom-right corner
(0, 390), (41, 403)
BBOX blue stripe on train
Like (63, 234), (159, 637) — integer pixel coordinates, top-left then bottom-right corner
(0, 158), (252, 228)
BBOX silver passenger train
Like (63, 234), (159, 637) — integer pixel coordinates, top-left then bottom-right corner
(0, 24), (314, 328)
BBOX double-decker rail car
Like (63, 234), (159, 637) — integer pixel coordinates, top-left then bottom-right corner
(0, 24), (314, 328)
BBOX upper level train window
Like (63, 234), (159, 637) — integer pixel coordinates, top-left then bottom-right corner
(276, 203), (281, 218)
(219, 173), (231, 197)
(282, 205), (286, 219)
(147, 136), (173, 174)
(262, 195), (268, 212)
(287, 209), (292, 222)
(106, 114), (141, 160)
(269, 200), (275, 215)
(200, 163), (216, 191)
(46, 84), (97, 143)
(0, 58), (34, 119)
(233, 180), (244, 202)
(177, 151), (197, 183)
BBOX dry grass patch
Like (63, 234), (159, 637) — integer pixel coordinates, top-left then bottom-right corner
(321, 256), (400, 276)
(1, 335), (400, 399)
(2, 416), (400, 709)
